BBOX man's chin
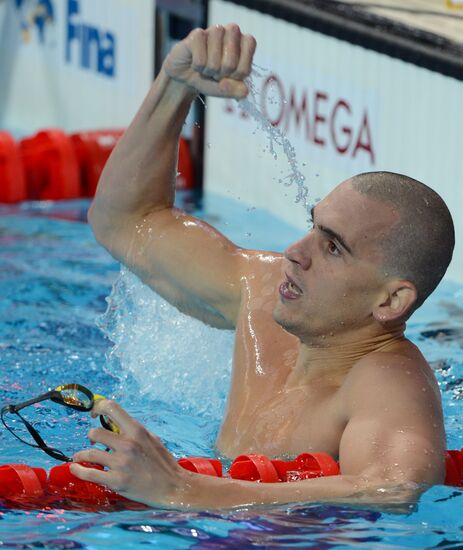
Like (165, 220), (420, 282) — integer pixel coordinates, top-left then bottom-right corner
(272, 304), (284, 326)
(272, 306), (298, 335)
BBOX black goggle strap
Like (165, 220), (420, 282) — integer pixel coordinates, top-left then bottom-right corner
(0, 385), (92, 415)
(1, 386), (117, 461)
(1, 405), (72, 462)
(8, 390), (61, 414)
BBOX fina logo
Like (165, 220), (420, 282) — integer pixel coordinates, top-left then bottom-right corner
(14, 0), (54, 45)
(66, 0), (116, 78)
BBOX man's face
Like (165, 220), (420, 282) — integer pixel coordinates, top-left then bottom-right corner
(273, 180), (401, 343)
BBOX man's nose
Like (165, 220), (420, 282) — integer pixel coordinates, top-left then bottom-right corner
(284, 235), (312, 270)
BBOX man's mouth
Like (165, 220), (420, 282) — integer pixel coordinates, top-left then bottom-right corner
(279, 274), (303, 300)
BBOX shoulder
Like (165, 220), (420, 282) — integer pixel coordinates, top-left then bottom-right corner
(238, 250), (284, 283)
(241, 249), (283, 267)
(342, 343), (442, 416)
(338, 342), (445, 484)
(346, 340), (431, 384)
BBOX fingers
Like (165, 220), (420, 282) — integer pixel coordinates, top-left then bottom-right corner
(72, 405), (184, 503)
(231, 33), (256, 80)
(186, 23), (256, 98)
(70, 462), (110, 485)
(205, 24), (254, 81)
(73, 446), (115, 467)
(87, 426), (119, 449)
(190, 28), (207, 74)
(203, 25), (224, 79)
(91, 399), (138, 436)
(220, 24), (240, 78)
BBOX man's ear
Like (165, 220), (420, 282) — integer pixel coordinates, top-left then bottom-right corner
(373, 280), (417, 323)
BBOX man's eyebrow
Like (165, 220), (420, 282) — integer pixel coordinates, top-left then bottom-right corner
(310, 206), (353, 255)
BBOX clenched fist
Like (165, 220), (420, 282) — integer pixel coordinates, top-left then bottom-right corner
(163, 23), (257, 99)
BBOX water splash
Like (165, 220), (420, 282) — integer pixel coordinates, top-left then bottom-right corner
(99, 268), (233, 420)
(99, 65), (314, 413)
(238, 65), (313, 225)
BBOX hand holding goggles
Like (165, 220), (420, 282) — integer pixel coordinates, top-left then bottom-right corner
(1, 384), (119, 462)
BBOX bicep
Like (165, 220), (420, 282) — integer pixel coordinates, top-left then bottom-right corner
(339, 363), (446, 486)
(339, 414), (445, 486)
(90, 207), (249, 326)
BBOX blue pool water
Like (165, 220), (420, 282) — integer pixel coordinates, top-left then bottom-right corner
(1, 193), (463, 548)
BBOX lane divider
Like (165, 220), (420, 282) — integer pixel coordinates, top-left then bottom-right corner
(1, 449), (461, 510)
(20, 130), (81, 201)
(0, 132), (27, 203)
(0, 129), (195, 203)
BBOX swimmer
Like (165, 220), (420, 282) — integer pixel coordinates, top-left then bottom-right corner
(71, 24), (455, 508)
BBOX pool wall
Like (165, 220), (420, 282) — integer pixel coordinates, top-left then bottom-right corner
(1, 0), (461, 283)
(0, 0), (155, 135)
(205, 0), (463, 283)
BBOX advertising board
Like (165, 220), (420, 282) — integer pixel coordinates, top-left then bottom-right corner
(205, 0), (463, 282)
(0, 0), (155, 134)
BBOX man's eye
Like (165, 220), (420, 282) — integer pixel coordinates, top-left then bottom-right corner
(328, 241), (342, 257)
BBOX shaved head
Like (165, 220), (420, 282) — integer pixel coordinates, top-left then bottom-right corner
(351, 171), (454, 310)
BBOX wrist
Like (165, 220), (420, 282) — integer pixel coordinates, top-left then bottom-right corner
(165, 468), (202, 508)
(158, 66), (199, 103)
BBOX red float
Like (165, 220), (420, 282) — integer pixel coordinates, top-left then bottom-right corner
(1, 128), (196, 203)
(70, 129), (124, 197)
(20, 129), (81, 200)
(1, 450), (462, 510)
(0, 132), (27, 203)
(177, 137), (195, 190)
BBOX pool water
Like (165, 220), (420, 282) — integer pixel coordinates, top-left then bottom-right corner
(1, 193), (463, 549)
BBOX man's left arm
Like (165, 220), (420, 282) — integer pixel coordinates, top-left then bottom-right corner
(71, 365), (446, 509)
(338, 352), (446, 491)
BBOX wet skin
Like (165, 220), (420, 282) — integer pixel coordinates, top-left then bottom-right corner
(216, 182), (443, 459)
(74, 24), (446, 508)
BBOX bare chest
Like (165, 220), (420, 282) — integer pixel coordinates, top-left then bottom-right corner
(214, 262), (350, 458)
(216, 304), (345, 458)
(217, 378), (345, 458)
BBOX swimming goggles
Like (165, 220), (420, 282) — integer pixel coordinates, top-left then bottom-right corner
(0, 384), (119, 462)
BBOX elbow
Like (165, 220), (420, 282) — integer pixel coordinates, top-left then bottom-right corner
(87, 200), (96, 229)
(87, 201), (104, 243)
(87, 199), (117, 250)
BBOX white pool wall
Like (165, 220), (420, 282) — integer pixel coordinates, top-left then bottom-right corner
(1, 0), (461, 282)
(205, 0), (463, 283)
(0, 0), (155, 135)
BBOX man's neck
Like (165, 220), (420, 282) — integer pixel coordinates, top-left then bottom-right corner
(287, 325), (406, 388)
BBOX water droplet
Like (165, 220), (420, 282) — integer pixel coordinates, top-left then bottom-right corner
(237, 92), (312, 225)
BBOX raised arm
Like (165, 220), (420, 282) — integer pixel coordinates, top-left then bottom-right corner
(88, 24), (256, 327)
